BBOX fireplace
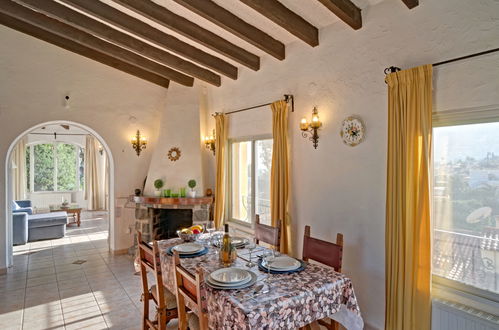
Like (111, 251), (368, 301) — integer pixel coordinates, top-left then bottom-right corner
(151, 208), (193, 240)
(130, 195), (213, 246)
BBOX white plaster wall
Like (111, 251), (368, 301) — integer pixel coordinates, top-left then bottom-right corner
(144, 83), (205, 197)
(204, 0), (499, 329)
(0, 25), (168, 268)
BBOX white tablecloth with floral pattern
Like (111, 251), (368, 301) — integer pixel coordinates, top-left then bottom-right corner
(158, 238), (364, 329)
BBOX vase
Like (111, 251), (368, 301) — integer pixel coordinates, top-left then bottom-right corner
(188, 190), (196, 198)
(154, 190), (161, 197)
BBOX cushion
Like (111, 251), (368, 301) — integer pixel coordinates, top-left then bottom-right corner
(188, 313), (200, 330)
(150, 285), (177, 310)
(28, 212), (68, 229)
(12, 201), (20, 210)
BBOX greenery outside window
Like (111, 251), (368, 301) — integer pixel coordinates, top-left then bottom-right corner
(228, 137), (272, 226)
(26, 142), (84, 192)
(432, 109), (499, 303)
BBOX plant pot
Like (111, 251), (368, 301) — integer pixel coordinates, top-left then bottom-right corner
(188, 190), (196, 198)
(154, 190), (161, 197)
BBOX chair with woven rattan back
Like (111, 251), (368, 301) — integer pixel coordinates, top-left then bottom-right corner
(254, 214), (281, 251)
(302, 225), (344, 329)
(137, 231), (178, 330)
(173, 250), (208, 330)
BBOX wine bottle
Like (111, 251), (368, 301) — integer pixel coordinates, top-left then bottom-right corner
(220, 224), (237, 266)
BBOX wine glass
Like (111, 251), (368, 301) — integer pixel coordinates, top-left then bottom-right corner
(245, 238), (257, 268)
(206, 221), (215, 245)
(262, 250), (274, 291)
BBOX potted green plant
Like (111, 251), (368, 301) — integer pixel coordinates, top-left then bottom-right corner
(187, 179), (197, 198)
(153, 179), (164, 197)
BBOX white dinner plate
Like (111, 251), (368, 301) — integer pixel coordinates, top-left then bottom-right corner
(172, 243), (204, 254)
(263, 256), (301, 271)
(209, 268), (251, 284)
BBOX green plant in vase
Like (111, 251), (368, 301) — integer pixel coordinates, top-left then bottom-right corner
(188, 179), (197, 198)
(153, 179), (164, 197)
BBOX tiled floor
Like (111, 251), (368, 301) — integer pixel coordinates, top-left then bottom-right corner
(0, 211), (153, 330)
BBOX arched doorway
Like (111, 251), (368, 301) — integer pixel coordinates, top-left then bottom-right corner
(4, 120), (115, 267)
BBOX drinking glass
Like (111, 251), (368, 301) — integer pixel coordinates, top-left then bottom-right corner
(245, 238), (257, 268)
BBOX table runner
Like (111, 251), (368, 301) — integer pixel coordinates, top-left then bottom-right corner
(158, 238), (363, 329)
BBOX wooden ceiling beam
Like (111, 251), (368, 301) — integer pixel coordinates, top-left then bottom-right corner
(401, 0), (419, 9)
(60, 0), (237, 80)
(18, 0), (220, 86)
(316, 0), (362, 30)
(239, 0), (318, 47)
(172, 0), (285, 60)
(0, 13), (170, 88)
(113, 0), (260, 71)
(0, 1), (194, 86)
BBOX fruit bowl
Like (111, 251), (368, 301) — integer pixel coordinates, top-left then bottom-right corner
(177, 225), (204, 242)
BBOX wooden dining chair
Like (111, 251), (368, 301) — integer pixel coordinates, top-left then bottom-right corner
(173, 251), (209, 330)
(254, 214), (281, 251)
(302, 225), (344, 330)
(137, 231), (178, 330)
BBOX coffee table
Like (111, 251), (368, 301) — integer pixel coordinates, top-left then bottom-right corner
(50, 207), (82, 227)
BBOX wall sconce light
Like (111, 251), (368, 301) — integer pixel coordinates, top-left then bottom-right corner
(203, 129), (216, 155)
(131, 130), (147, 156)
(98, 144), (104, 156)
(300, 106), (322, 149)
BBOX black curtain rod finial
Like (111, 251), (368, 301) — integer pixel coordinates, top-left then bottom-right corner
(384, 66), (401, 74)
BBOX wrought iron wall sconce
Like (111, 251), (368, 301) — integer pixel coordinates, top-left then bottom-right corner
(204, 129), (216, 155)
(131, 130), (147, 156)
(98, 144), (104, 155)
(300, 106), (322, 149)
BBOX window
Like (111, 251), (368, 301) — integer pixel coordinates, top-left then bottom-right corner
(229, 138), (272, 225)
(433, 122), (499, 297)
(26, 143), (84, 192)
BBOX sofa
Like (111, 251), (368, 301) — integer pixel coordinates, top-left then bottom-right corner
(13, 200), (68, 245)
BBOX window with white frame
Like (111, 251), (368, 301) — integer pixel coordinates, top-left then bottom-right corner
(432, 117), (499, 298)
(228, 137), (273, 225)
(26, 143), (84, 192)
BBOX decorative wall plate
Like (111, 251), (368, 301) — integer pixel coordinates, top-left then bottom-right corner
(168, 147), (181, 161)
(340, 116), (365, 147)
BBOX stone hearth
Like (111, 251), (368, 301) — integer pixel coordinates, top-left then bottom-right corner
(130, 196), (213, 243)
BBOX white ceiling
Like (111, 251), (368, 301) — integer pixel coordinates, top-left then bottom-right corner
(54, 0), (389, 84)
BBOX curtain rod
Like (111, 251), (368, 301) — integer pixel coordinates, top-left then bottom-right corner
(384, 46), (499, 74)
(29, 132), (87, 137)
(222, 94), (294, 115)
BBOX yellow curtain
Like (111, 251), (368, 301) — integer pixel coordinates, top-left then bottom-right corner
(270, 100), (291, 254)
(85, 135), (102, 210)
(12, 137), (27, 201)
(214, 113), (227, 228)
(385, 65), (432, 330)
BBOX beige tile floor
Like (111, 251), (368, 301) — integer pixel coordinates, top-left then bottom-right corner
(0, 211), (168, 330)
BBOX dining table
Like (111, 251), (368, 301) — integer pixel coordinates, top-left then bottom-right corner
(158, 235), (364, 330)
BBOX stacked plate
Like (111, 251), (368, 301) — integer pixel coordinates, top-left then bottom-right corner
(206, 268), (257, 290)
(167, 243), (208, 258)
(213, 236), (248, 249)
(259, 256), (305, 274)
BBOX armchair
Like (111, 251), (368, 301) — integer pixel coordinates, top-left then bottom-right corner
(13, 200), (33, 215)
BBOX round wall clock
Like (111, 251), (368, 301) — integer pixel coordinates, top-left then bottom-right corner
(340, 116), (365, 147)
(167, 147), (181, 161)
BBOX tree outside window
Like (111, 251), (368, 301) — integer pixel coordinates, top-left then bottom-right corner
(27, 143), (84, 192)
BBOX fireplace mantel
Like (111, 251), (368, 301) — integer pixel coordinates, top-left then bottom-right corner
(129, 196), (213, 207)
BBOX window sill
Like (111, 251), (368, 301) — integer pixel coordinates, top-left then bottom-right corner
(227, 220), (254, 237)
(432, 276), (499, 317)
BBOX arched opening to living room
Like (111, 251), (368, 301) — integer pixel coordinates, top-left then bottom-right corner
(5, 121), (115, 267)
